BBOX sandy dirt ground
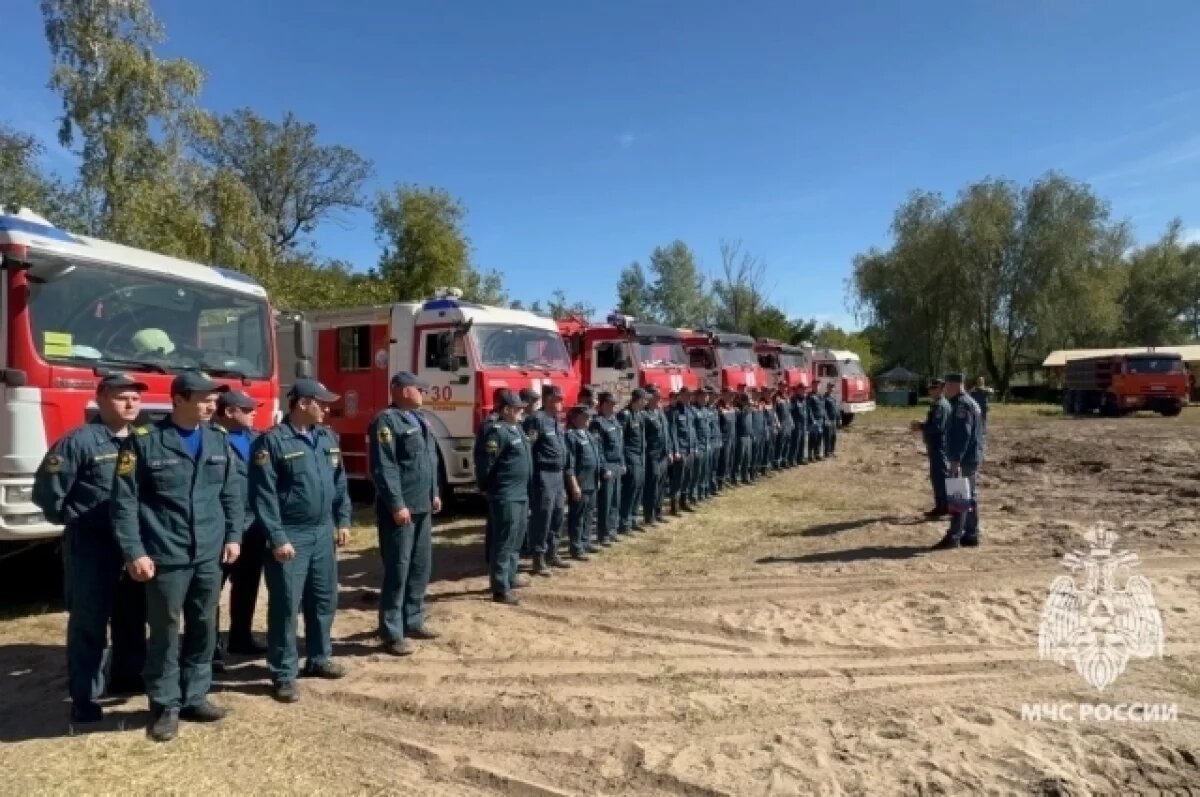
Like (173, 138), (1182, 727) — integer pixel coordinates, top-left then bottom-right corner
(2, 406), (1199, 796)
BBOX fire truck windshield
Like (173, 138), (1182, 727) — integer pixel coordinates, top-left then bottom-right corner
(27, 263), (272, 379)
(472, 325), (571, 370)
(779, 353), (807, 369)
(1125, 357), (1183, 374)
(636, 336), (687, 368)
(839, 359), (865, 376)
(717, 344), (757, 367)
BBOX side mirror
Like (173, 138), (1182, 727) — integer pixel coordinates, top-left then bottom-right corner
(438, 332), (458, 371)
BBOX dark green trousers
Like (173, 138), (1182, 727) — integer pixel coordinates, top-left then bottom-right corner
(376, 511), (432, 643)
(144, 559), (221, 710)
(265, 529), (337, 685)
(488, 498), (528, 595)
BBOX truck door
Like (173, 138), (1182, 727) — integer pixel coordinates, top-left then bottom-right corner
(592, 340), (635, 405)
(815, 360), (838, 397)
(321, 322), (389, 479)
(688, 346), (719, 391)
(418, 327), (474, 440)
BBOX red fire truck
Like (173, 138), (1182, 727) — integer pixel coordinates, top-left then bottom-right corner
(0, 207), (296, 542)
(755, 338), (813, 392)
(557, 313), (699, 404)
(811, 348), (875, 426)
(1062, 351), (1189, 416)
(680, 328), (767, 392)
(297, 289), (579, 494)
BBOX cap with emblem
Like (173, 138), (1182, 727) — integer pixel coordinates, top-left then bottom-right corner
(390, 371), (429, 389)
(677, 385), (691, 394)
(944, 372), (964, 384)
(644, 385), (660, 397)
(218, 390), (261, 411)
(597, 391), (616, 405)
(630, 388), (648, 401)
(928, 377), (945, 389)
(97, 372), (148, 393)
(518, 387), (540, 403)
(289, 378), (339, 402)
(170, 370), (228, 396)
(495, 389), (521, 409)
(702, 386), (716, 394)
(541, 383), (563, 399)
(567, 404), (589, 420)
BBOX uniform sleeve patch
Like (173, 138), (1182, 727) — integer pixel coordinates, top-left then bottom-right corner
(254, 449), (270, 466)
(378, 426), (393, 444)
(527, 428), (539, 441)
(43, 453), (63, 473)
(116, 450), (135, 476)
(134, 426), (149, 436)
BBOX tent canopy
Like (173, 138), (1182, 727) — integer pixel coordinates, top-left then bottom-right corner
(876, 365), (920, 382)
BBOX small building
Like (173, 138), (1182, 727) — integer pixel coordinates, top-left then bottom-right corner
(875, 365), (921, 406)
(1042, 346), (1200, 400)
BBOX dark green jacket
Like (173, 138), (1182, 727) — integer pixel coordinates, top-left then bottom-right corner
(590, 413), (625, 468)
(565, 426), (603, 491)
(111, 419), (243, 566)
(475, 421), (533, 501)
(249, 420), (351, 548)
(33, 421), (128, 530)
(617, 406), (646, 463)
(643, 407), (672, 460)
(369, 406), (438, 516)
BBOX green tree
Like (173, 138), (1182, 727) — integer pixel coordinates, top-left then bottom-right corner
(546, 289), (594, 321)
(188, 108), (373, 259)
(647, 240), (711, 327)
(616, 261), (653, 319)
(1120, 219), (1192, 345)
(746, 304), (791, 341)
(41, 0), (203, 239)
(372, 184), (505, 303)
(711, 238), (766, 333)
(0, 125), (87, 228)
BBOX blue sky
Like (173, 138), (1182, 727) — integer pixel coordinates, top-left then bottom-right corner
(5, 1), (1200, 330)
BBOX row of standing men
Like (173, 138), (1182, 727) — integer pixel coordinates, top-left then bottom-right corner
(473, 380), (843, 603)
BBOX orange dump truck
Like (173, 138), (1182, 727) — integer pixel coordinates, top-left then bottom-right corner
(1062, 351), (1189, 417)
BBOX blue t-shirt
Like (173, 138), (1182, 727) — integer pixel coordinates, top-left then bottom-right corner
(227, 428), (252, 461)
(173, 423), (202, 460)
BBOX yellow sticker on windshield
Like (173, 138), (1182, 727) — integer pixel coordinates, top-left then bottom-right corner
(43, 331), (73, 357)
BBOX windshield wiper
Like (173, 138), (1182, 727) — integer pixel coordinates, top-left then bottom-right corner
(94, 357), (173, 375)
(202, 365), (248, 380)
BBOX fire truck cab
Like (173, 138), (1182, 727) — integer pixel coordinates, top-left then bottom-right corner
(811, 348), (875, 426)
(755, 338), (812, 392)
(680, 329), (765, 392)
(0, 206), (291, 541)
(299, 289), (578, 495)
(557, 313), (698, 404)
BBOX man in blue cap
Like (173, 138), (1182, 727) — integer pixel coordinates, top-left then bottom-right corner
(932, 372), (982, 550)
(524, 383), (570, 573)
(211, 390), (266, 672)
(250, 378), (352, 703)
(34, 372), (149, 724)
(475, 389), (532, 603)
(368, 371), (442, 657)
(111, 370), (243, 742)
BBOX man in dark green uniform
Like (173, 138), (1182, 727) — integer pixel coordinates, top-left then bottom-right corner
(564, 405), (604, 560)
(617, 388), (647, 534)
(933, 372), (982, 549)
(589, 392), (624, 544)
(667, 388), (695, 514)
(369, 371), (442, 657)
(823, 384), (841, 457)
(790, 386), (808, 465)
(970, 376), (992, 464)
(251, 378), (351, 703)
(111, 371), (243, 742)
(806, 385), (826, 461)
(689, 389), (710, 503)
(476, 387), (509, 565)
(212, 390), (265, 673)
(475, 389), (532, 604)
(774, 390), (794, 469)
(912, 378), (951, 518)
(733, 392), (754, 483)
(524, 383), (570, 573)
(706, 388), (722, 495)
(33, 372), (148, 723)
(641, 386), (672, 525)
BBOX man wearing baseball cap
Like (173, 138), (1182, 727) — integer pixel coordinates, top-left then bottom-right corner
(640, 385), (673, 526)
(211, 390), (266, 670)
(911, 378), (951, 519)
(589, 391), (624, 546)
(524, 383), (570, 574)
(368, 371), (442, 656)
(667, 386), (695, 514)
(111, 370), (243, 742)
(474, 389), (533, 603)
(250, 377), (351, 702)
(34, 372), (149, 724)
(932, 372), (982, 550)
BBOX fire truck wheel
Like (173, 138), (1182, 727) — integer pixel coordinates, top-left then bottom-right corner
(1161, 406), (1182, 417)
(840, 413), (854, 428)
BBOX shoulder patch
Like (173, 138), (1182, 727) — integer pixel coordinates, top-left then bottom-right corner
(134, 426), (149, 436)
(527, 427), (539, 441)
(116, 450), (135, 476)
(43, 453), (64, 474)
(378, 425), (393, 444)
(485, 437), (500, 453)
(254, 448), (270, 466)
(212, 424), (228, 434)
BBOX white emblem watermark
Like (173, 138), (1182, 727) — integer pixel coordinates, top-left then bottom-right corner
(1021, 523), (1174, 722)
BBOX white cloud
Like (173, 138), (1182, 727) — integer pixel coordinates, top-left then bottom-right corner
(617, 132), (635, 149)
(1182, 228), (1200, 245)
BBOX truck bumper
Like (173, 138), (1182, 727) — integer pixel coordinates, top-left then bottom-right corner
(844, 401), (876, 414)
(0, 477), (59, 541)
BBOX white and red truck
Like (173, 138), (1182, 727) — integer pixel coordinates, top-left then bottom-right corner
(557, 312), (700, 404)
(755, 338), (813, 392)
(679, 328), (767, 392)
(296, 289), (580, 495)
(811, 348), (875, 426)
(0, 206), (303, 543)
